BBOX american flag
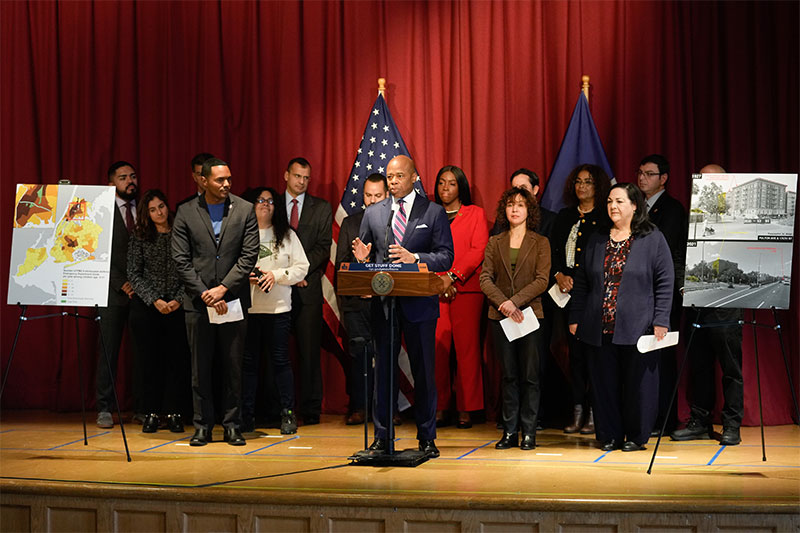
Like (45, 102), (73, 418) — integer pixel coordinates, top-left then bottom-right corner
(322, 93), (423, 410)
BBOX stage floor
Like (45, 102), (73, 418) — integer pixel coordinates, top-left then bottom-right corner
(1, 410), (798, 516)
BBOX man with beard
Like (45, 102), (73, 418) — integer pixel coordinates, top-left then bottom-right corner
(96, 161), (139, 428)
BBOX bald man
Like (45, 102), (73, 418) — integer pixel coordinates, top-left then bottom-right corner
(353, 155), (454, 458)
(671, 164), (744, 446)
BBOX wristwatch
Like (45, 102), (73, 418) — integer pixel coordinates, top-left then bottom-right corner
(447, 272), (458, 283)
(413, 253), (420, 263)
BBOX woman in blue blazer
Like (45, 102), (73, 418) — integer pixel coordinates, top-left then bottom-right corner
(568, 183), (674, 452)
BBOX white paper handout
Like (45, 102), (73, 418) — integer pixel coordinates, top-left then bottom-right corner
(206, 298), (245, 324)
(548, 283), (571, 308)
(636, 331), (679, 353)
(500, 306), (540, 342)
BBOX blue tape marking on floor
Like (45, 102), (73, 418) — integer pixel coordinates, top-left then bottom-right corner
(456, 440), (494, 460)
(0, 429), (16, 434)
(139, 435), (191, 453)
(245, 436), (299, 455)
(593, 451), (611, 463)
(48, 431), (110, 450)
(707, 446), (726, 465)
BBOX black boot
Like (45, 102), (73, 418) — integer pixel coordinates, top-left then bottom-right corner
(564, 405), (583, 434)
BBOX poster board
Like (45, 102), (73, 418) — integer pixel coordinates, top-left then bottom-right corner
(8, 184), (116, 307)
(682, 173), (796, 309)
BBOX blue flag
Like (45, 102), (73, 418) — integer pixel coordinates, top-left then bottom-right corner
(337, 94), (422, 223)
(540, 92), (614, 213)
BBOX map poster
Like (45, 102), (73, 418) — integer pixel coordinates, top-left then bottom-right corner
(683, 173), (797, 310)
(8, 184), (116, 307)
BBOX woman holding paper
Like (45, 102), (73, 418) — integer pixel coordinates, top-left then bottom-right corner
(568, 183), (673, 452)
(480, 187), (550, 450)
(549, 164), (611, 435)
(241, 187), (309, 435)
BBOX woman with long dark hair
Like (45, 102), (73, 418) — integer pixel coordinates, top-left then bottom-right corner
(568, 182), (674, 452)
(241, 186), (309, 435)
(549, 164), (611, 435)
(127, 189), (190, 433)
(432, 165), (489, 428)
(480, 187), (550, 450)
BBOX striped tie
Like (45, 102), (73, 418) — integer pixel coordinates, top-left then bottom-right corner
(392, 199), (407, 245)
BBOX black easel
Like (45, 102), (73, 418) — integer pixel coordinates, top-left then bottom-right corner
(648, 305), (799, 474)
(0, 303), (132, 462)
(349, 296), (429, 467)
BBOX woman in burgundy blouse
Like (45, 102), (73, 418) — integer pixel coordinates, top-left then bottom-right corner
(568, 183), (674, 452)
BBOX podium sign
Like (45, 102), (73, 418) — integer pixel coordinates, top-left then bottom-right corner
(336, 262), (443, 297)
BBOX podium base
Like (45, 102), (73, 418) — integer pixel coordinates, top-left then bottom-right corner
(349, 448), (430, 467)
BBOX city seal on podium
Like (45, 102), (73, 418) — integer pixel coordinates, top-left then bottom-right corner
(371, 271), (395, 296)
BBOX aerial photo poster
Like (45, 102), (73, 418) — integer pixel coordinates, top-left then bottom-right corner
(8, 184), (115, 307)
(683, 173), (797, 310)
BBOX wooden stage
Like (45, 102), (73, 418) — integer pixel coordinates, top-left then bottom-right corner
(1, 411), (798, 532)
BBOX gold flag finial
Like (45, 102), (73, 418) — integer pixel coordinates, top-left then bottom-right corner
(581, 75), (590, 103)
(378, 78), (386, 96)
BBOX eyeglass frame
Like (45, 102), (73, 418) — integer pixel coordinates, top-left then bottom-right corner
(255, 197), (275, 205)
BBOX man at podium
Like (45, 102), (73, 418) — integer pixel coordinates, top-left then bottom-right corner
(352, 155), (454, 458)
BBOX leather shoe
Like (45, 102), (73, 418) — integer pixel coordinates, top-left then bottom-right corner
(419, 439), (439, 458)
(456, 412), (472, 429)
(520, 434), (536, 450)
(346, 410), (365, 425)
(495, 432), (518, 449)
(720, 426), (741, 446)
(393, 413), (403, 426)
(223, 427), (246, 446)
(601, 439), (621, 451)
(622, 441), (646, 452)
(190, 427), (211, 446)
(580, 408), (595, 435)
(671, 418), (713, 441)
(368, 438), (387, 452)
(142, 414), (159, 433)
(166, 414), (184, 433)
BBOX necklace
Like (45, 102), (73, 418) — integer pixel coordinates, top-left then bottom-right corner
(577, 205), (593, 215)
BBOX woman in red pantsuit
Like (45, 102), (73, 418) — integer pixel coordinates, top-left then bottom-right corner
(434, 166), (489, 428)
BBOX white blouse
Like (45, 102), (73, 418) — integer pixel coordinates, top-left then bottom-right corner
(249, 227), (309, 314)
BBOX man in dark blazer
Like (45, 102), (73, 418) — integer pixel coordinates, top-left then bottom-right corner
(353, 155), (454, 458)
(172, 158), (259, 446)
(282, 157), (333, 425)
(637, 154), (688, 435)
(96, 161), (138, 429)
(335, 173), (388, 425)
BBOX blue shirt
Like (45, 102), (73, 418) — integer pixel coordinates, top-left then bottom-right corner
(207, 202), (224, 239)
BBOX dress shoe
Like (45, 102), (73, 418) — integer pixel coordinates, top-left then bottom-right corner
(223, 427), (246, 446)
(345, 410), (365, 425)
(190, 427), (211, 446)
(601, 439), (621, 451)
(670, 417), (713, 441)
(622, 441), (646, 452)
(720, 426), (741, 446)
(142, 414), (159, 433)
(564, 404), (584, 434)
(392, 413), (403, 426)
(281, 409), (297, 435)
(495, 432), (518, 449)
(456, 412), (472, 429)
(580, 408), (595, 435)
(419, 439), (440, 458)
(368, 438), (387, 452)
(435, 411), (449, 428)
(520, 434), (536, 450)
(166, 414), (184, 433)
(96, 411), (113, 429)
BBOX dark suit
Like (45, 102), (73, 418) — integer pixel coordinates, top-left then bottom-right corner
(285, 193), (332, 421)
(570, 230), (674, 445)
(359, 194), (454, 440)
(171, 193), (259, 430)
(647, 190), (688, 431)
(96, 202), (133, 414)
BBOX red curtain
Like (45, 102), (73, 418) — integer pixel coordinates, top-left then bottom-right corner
(1, 1), (798, 425)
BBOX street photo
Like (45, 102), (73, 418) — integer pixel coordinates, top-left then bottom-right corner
(688, 173), (797, 242)
(683, 239), (793, 309)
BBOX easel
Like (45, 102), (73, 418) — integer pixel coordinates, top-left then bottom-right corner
(1, 303), (132, 462)
(648, 305), (799, 474)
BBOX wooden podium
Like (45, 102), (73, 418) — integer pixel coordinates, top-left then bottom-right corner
(337, 263), (443, 467)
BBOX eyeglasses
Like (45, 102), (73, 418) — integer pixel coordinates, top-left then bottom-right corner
(636, 170), (661, 178)
(575, 179), (595, 187)
(256, 198), (274, 205)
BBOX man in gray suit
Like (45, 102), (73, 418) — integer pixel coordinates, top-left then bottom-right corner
(172, 158), (259, 446)
(283, 157), (332, 425)
(96, 161), (138, 429)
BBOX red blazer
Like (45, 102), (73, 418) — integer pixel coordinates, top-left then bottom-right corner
(437, 204), (489, 293)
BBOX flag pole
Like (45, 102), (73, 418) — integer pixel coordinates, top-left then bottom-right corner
(378, 77), (386, 96)
(582, 75), (590, 104)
